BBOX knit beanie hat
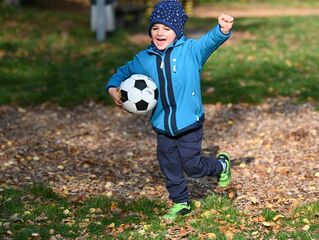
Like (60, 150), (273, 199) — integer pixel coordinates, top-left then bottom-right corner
(148, 0), (188, 39)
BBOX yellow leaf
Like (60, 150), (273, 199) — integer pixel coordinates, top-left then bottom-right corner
(201, 210), (211, 217)
(239, 163), (246, 168)
(262, 221), (275, 227)
(143, 224), (151, 231)
(89, 208), (96, 213)
(273, 215), (285, 221)
(63, 209), (71, 215)
(251, 231), (259, 236)
(302, 218), (310, 224)
(194, 200), (201, 209)
(107, 222), (115, 228)
(315, 172), (319, 178)
(207, 233), (216, 239)
(285, 59), (292, 67)
(250, 197), (259, 204)
(57, 165), (65, 170)
(302, 225), (310, 231)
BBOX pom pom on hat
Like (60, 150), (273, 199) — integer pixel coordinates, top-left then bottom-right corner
(148, 0), (188, 39)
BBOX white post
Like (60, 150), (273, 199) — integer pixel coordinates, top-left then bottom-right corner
(96, 0), (106, 42)
(3, 0), (20, 6)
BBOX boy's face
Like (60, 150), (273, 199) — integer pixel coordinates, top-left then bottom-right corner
(151, 23), (177, 50)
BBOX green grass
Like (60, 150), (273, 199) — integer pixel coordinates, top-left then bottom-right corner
(0, 5), (319, 106)
(194, 16), (319, 104)
(0, 6), (141, 106)
(1, 184), (318, 239)
(196, 0), (319, 8)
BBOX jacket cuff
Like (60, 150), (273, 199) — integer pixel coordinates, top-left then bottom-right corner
(218, 24), (232, 37)
(106, 84), (118, 92)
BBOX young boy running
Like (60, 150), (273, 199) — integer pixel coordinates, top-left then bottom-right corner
(107, 0), (234, 221)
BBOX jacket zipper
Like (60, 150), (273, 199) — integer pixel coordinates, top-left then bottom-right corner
(161, 55), (174, 136)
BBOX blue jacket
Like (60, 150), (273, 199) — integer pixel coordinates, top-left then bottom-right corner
(106, 25), (231, 136)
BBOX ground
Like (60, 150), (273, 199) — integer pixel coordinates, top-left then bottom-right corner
(1, 98), (318, 215)
(1, 1), (318, 217)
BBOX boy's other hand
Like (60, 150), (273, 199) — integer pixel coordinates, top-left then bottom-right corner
(218, 13), (234, 34)
(108, 87), (123, 107)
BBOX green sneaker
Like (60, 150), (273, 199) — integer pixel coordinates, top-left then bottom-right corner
(163, 203), (191, 221)
(217, 152), (232, 188)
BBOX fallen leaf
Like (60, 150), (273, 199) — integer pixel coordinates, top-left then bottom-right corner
(273, 214), (285, 221)
(302, 218), (310, 224)
(110, 202), (119, 212)
(302, 225), (310, 231)
(207, 233), (216, 239)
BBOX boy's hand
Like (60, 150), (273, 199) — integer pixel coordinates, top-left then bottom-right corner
(108, 87), (123, 107)
(218, 13), (234, 34)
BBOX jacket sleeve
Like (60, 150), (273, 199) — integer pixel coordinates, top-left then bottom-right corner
(189, 24), (231, 67)
(105, 55), (143, 91)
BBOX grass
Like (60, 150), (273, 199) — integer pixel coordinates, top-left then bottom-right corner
(0, 5), (319, 106)
(1, 184), (318, 239)
(1, 3), (318, 239)
(196, 0), (319, 8)
(0, 5), (140, 106)
(194, 16), (319, 104)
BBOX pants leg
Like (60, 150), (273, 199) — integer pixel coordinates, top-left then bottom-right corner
(157, 133), (189, 203)
(156, 127), (223, 203)
(179, 127), (223, 178)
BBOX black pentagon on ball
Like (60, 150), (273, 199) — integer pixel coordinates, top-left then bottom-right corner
(120, 89), (128, 102)
(136, 100), (148, 111)
(154, 88), (158, 100)
(134, 79), (147, 91)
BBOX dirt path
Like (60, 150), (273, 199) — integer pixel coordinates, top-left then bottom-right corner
(192, 6), (319, 18)
(0, 98), (318, 215)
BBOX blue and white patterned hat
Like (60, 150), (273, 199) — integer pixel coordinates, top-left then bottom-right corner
(148, 0), (188, 39)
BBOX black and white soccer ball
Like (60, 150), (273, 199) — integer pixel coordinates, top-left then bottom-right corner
(120, 74), (158, 115)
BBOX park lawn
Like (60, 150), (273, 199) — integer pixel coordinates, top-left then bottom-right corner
(197, 0), (319, 8)
(192, 15), (319, 104)
(1, 5), (319, 239)
(0, 5), (319, 106)
(1, 184), (318, 239)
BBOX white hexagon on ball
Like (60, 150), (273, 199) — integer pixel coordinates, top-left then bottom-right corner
(128, 88), (142, 103)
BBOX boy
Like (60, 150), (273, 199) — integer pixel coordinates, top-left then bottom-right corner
(106, 0), (234, 221)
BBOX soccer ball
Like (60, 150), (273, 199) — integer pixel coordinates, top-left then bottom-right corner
(120, 74), (158, 115)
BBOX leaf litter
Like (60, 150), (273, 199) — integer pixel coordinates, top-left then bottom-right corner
(0, 98), (318, 216)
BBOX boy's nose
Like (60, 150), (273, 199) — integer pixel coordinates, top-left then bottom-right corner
(157, 28), (164, 35)
(157, 31), (163, 36)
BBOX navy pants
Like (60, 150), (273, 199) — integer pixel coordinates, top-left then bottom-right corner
(156, 126), (223, 203)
